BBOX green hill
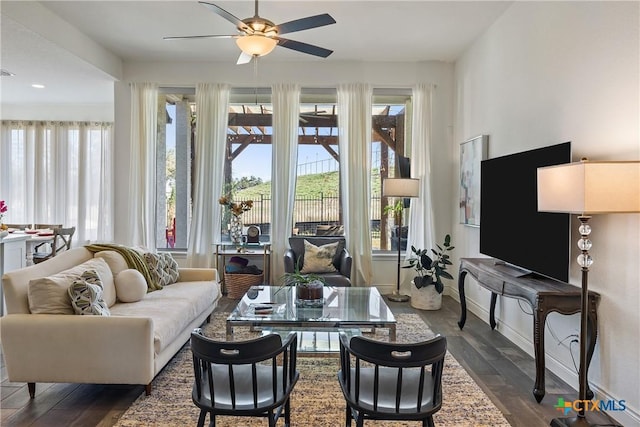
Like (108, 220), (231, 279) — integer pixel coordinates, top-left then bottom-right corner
(236, 170), (384, 199)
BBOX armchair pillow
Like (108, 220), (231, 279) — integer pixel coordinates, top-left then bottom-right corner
(300, 239), (339, 274)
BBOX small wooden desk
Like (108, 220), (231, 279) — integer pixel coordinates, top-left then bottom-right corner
(457, 258), (599, 403)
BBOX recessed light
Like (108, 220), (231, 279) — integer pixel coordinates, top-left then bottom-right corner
(31, 83), (45, 89)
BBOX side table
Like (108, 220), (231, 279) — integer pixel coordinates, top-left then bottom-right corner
(214, 242), (271, 292)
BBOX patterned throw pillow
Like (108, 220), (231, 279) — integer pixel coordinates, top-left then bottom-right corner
(67, 269), (111, 316)
(144, 252), (180, 287)
(300, 239), (339, 274)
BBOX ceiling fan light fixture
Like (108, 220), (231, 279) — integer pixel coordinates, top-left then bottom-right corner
(236, 35), (277, 57)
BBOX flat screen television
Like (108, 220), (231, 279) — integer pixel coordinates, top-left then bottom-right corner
(479, 142), (572, 283)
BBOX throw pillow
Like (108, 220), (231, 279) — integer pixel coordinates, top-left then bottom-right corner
(67, 269), (111, 316)
(300, 239), (339, 274)
(143, 252), (179, 287)
(28, 257), (114, 314)
(114, 269), (148, 303)
(94, 250), (129, 277)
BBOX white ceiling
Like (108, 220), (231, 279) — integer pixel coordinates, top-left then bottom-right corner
(0, 1), (512, 106)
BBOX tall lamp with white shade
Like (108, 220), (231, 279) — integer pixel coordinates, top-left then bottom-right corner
(537, 160), (640, 427)
(382, 178), (420, 302)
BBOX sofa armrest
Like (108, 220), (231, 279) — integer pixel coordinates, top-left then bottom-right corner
(339, 249), (352, 279)
(284, 250), (296, 273)
(0, 314), (155, 385)
(178, 268), (218, 283)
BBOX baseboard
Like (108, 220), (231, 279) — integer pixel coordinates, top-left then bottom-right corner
(447, 289), (639, 427)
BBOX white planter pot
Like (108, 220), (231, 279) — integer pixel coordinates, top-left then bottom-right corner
(410, 280), (442, 310)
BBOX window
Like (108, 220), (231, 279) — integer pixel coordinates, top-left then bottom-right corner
(155, 88), (410, 252)
(0, 120), (113, 243)
(294, 101), (340, 236)
(224, 101), (273, 238)
(371, 93), (412, 251)
(157, 94), (193, 250)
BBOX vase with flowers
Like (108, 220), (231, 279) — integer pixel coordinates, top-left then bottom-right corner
(218, 195), (253, 251)
(0, 200), (8, 238)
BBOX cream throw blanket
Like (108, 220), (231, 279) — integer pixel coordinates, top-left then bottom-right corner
(84, 243), (162, 291)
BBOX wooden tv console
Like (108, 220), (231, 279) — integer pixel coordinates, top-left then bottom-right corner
(457, 258), (599, 403)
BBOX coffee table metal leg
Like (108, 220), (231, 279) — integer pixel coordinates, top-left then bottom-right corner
(390, 324), (397, 341)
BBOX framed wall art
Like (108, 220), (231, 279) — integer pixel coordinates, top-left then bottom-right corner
(459, 135), (488, 227)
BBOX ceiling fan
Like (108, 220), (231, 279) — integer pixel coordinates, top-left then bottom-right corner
(164, 0), (336, 65)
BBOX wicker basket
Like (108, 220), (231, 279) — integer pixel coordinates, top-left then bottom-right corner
(225, 272), (264, 299)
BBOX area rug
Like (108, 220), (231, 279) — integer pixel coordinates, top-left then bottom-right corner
(115, 313), (511, 426)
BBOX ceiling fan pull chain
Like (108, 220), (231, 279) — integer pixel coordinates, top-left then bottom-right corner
(254, 56), (259, 105)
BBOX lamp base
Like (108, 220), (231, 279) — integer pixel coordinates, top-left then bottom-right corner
(551, 411), (619, 427)
(387, 291), (410, 302)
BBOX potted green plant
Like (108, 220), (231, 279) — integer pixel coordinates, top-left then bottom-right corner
(279, 260), (327, 307)
(403, 234), (455, 310)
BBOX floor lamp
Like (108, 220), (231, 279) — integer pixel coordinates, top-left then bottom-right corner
(537, 160), (640, 427)
(382, 178), (420, 302)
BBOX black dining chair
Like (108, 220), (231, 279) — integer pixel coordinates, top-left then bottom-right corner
(32, 226), (75, 264)
(190, 329), (299, 427)
(337, 333), (447, 427)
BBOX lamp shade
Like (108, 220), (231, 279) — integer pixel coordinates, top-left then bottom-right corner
(236, 35), (277, 57)
(382, 178), (420, 198)
(537, 160), (640, 214)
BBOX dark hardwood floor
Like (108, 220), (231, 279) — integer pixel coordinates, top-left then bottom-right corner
(1, 295), (623, 426)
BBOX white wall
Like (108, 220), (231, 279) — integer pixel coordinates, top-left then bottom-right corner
(1, 104), (114, 121)
(453, 2), (639, 425)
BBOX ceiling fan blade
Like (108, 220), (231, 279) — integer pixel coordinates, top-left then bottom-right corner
(276, 14), (336, 35)
(275, 37), (333, 58)
(198, 1), (250, 32)
(163, 34), (236, 40)
(237, 52), (253, 65)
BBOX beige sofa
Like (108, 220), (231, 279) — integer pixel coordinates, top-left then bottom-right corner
(0, 247), (221, 398)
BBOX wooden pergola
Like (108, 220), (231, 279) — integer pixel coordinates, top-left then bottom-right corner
(221, 104), (406, 249)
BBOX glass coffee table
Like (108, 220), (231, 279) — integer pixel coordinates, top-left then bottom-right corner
(226, 286), (396, 352)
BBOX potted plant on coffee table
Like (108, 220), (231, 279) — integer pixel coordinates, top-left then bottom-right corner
(403, 234), (455, 310)
(280, 262), (327, 308)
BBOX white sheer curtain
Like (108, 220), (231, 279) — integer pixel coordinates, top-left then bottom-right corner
(337, 83), (373, 285)
(0, 120), (114, 244)
(128, 83), (158, 249)
(406, 83), (436, 256)
(270, 83), (300, 283)
(187, 83), (230, 267)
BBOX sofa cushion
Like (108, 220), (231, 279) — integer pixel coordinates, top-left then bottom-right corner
(27, 257), (114, 314)
(115, 269), (148, 303)
(300, 239), (339, 274)
(144, 252), (179, 286)
(94, 250), (129, 277)
(68, 269), (111, 316)
(109, 280), (217, 355)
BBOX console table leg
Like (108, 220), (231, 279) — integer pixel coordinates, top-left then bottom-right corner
(533, 303), (547, 403)
(457, 271), (468, 329)
(489, 293), (498, 330)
